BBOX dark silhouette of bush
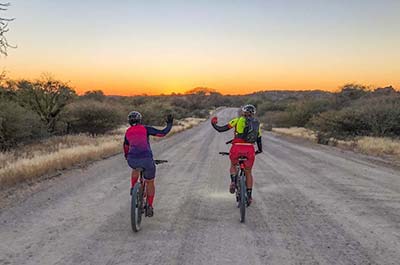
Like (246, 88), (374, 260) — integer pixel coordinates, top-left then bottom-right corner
(260, 111), (290, 129)
(64, 100), (124, 135)
(309, 109), (369, 144)
(334, 83), (368, 108)
(356, 95), (400, 137)
(286, 99), (334, 127)
(309, 94), (400, 144)
(0, 100), (46, 150)
(81, 90), (106, 102)
(373, 86), (396, 96)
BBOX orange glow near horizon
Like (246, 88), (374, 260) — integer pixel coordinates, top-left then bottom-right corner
(2, 1), (400, 96)
(5, 65), (400, 96)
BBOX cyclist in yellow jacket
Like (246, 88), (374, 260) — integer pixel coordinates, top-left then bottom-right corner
(211, 104), (262, 204)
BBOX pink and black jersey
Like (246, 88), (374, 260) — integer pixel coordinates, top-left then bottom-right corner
(123, 123), (172, 159)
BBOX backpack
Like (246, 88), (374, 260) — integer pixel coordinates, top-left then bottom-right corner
(243, 117), (260, 143)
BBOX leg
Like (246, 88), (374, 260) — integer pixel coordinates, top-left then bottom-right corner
(229, 145), (239, 194)
(244, 168), (253, 189)
(244, 146), (255, 204)
(229, 162), (237, 193)
(230, 162), (237, 175)
(244, 168), (253, 204)
(143, 159), (156, 217)
(131, 169), (140, 188)
(145, 179), (155, 207)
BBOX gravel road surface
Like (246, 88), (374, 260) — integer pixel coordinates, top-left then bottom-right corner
(1, 108), (400, 265)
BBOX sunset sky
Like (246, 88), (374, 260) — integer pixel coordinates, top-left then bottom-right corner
(1, 0), (399, 95)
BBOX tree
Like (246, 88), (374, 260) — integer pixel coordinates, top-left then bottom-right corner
(16, 75), (77, 133)
(185, 87), (217, 95)
(0, 2), (14, 56)
(82, 90), (106, 101)
(335, 83), (368, 107)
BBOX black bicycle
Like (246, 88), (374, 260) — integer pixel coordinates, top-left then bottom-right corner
(219, 151), (249, 223)
(130, 159), (168, 232)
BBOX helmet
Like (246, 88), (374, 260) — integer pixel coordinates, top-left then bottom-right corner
(128, 111), (142, 125)
(241, 104), (256, 115)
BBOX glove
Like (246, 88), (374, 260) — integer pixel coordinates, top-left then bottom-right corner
(166, 114), (174, 124)
(211, 116), (218, 124)
(255, 150), (262, 155)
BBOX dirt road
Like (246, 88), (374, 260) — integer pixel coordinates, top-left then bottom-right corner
(1, 108), (400, 265)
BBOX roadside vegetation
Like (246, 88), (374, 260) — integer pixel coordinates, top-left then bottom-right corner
(272, 127), (400, 161)
(1, 73), (399, 188)
(0, 118), (205, 189)
(262, 84), (400, 161)
(0, 74), (212, 189)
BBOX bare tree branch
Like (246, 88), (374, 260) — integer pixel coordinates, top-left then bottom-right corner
(0, 2), (15, 56)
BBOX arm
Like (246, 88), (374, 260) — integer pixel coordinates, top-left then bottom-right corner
(212, 123), (231, 132)
(146, 123), (172, 137)
(256, 136), (263, 153)
(123, 136), (129, 158)
(146, 114), (174, 137)
(211, 116), (233, 133)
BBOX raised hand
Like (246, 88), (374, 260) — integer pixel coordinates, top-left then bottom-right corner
(166, 114), (174, 124)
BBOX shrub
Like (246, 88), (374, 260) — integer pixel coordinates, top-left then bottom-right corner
(335, 83), (368, 106)
(257, 100), (287, 115)
(356, 96), (400, 137)
(309, 93), (400, 144)
(65, 100), (124, 135)
(0, 100), (46, 150)
(260, 111), (291, 128)
(309, 109), (370, 141)
(286, 99), (334, 127)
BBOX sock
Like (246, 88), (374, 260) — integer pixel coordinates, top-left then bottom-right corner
(147, 194), (155, 207)
(230, 174), (237, 183)
(247, 188), (252, 198)
(131, 176), (138, 188)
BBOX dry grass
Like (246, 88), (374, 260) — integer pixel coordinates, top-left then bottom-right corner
(356, 137), (400, 158)
(272, 127), (400, 161)
(174, 117), (206, 132)
(272, 127), (317, 141)
(0, 118), (205, 190)
(0, 134), (121, 189)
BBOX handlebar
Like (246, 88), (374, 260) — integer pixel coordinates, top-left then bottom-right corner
(154, 160), (168, 165)
(225, 139), (233, 145)
(219, 151), (261, 156)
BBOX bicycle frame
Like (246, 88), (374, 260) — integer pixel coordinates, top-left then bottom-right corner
(219, 151), (248, 223)
(236, 158), (248, 223)
(130, 159), (167, 232)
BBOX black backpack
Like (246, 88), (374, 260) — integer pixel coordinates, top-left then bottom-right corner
(243, 117), (260, 143)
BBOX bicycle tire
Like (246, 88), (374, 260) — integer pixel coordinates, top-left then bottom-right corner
(239, 170), (246, 223)
(131, 182), (143, 232)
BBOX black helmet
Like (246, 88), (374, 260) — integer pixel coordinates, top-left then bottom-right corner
(241, 104), (256, 115)
(128, 111), (142, 125)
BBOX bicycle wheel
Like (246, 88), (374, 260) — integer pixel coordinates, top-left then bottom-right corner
(239, 170), (246, 223)
(131, 182), (143, 232)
